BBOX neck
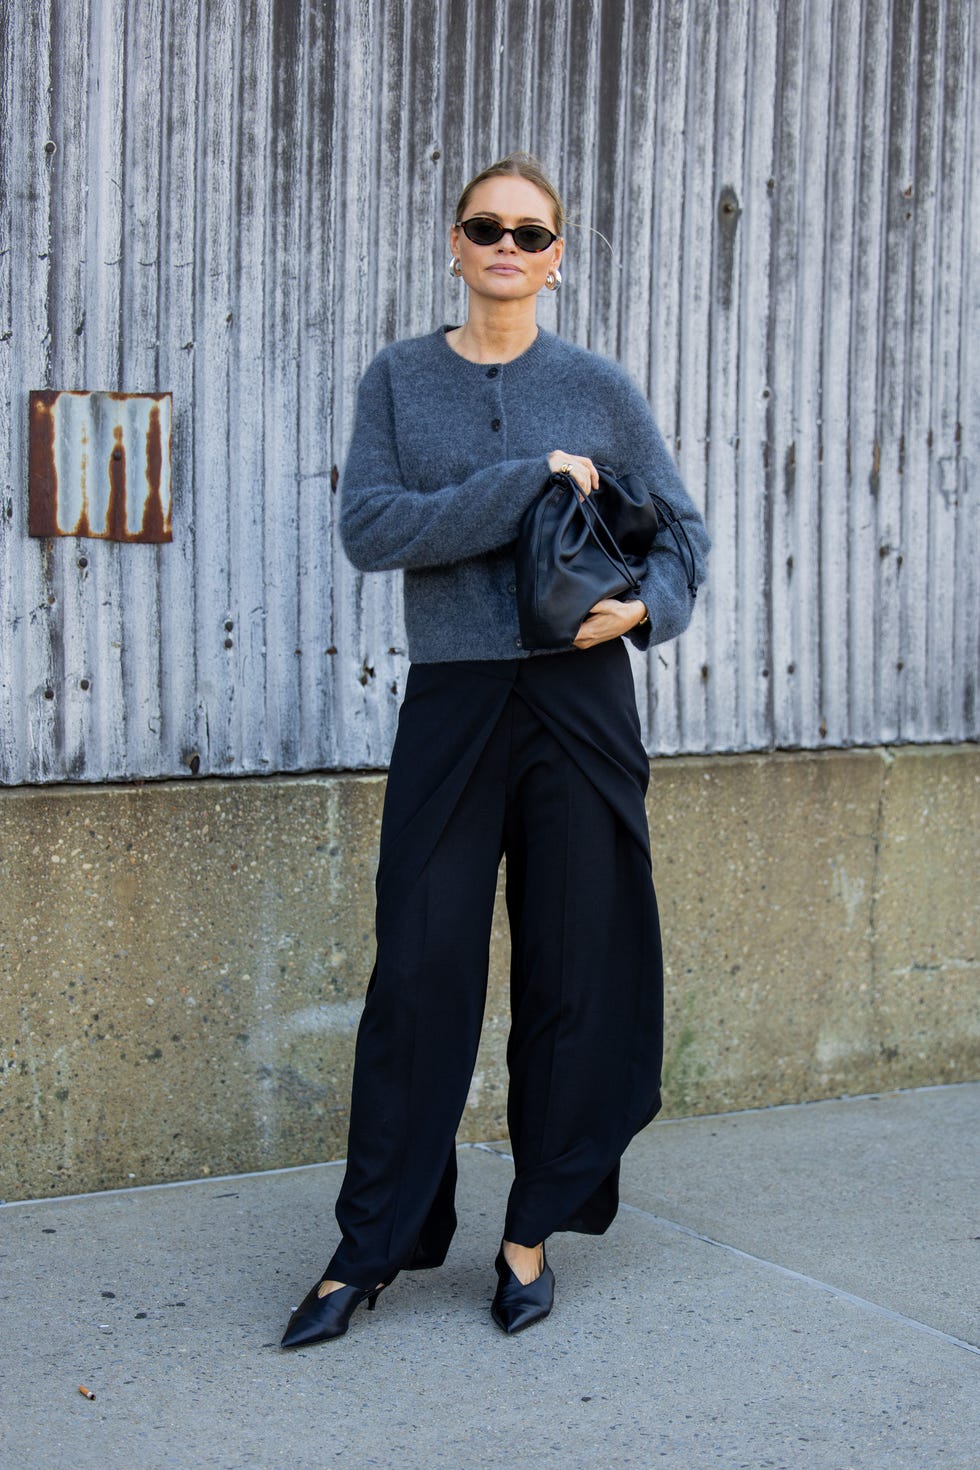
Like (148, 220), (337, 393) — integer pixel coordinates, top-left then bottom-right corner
(450, 296), (540, 363)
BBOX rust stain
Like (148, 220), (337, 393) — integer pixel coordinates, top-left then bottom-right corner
(869, 438), (881, 496)
(28, 391), (59, 536)
(141, 403), (165, 539)
(76, 426), (92, 536)
(107, 425), (128, 541)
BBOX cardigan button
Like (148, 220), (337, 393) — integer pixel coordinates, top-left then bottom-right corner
(486, 366), (499, 378)
(507, 583), (516, 595)
(515, 636), (522, 648)
(490, 417), (501, 431)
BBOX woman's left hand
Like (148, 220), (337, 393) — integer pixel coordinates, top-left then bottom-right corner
(573, 598), (648, 649)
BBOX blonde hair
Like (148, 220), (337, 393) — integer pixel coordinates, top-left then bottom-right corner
(453, 152), (565, 234)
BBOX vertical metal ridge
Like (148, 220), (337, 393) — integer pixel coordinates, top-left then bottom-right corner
(905, 0), (944, 742)
(876, 0), (912, 744)
(16, 0), (56, 783)
(295, 0), (337, 770)
(675, 1), (711, 754)
(0, 6), (13, 766)
(848, 0), (887, 747)
(953, 0), (979, 733)
(737, 0), (776, 754)
(708, 1), (744, 750)
(265, 0), (304, 773)
(119, 5), (167, 782)
(820, 0), (859, 749)
(944, 0), (970, 735)
(924, 0), (955, 736)
(157, 0), (201, 776)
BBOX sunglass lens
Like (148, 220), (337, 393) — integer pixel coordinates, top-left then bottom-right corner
(513, 226), (555, 252)
(463, 218), (504, 245)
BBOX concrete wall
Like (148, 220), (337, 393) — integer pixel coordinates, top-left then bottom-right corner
(1, 744), (977, 1202)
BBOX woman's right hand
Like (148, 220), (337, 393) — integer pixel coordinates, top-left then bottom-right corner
(547, 452), (599, 498)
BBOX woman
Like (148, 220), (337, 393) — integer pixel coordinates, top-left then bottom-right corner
(280, 153), (709, 1346)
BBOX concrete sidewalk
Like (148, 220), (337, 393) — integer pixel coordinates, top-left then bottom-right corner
(1, 1084), (977, 1469)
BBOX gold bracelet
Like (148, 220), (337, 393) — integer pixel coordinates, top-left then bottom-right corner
(637, 607), (649, 626)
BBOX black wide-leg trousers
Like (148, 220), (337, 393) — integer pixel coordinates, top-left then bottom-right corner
(325, 640), (663, 1291)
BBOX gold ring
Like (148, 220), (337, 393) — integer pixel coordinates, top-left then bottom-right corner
(558, 462), (573, 475)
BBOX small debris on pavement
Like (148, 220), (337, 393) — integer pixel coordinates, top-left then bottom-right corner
(78, 1385), (96, 1400)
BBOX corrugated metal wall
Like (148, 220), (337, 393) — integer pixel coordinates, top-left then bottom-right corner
(1, 0), (977, 784)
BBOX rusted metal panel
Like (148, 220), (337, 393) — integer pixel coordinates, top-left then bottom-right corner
(0, 0), (977, 786)
(28, 391), (172, 542)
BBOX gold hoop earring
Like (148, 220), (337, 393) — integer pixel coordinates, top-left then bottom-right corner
(545, 267), (563, 291)
(448, 256), (463, 279)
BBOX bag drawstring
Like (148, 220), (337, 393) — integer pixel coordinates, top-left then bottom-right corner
(648, 492), (699, 599)
(560, 472), (699, 602)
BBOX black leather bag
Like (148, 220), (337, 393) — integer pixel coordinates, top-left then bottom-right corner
(516, 466), (696, 651)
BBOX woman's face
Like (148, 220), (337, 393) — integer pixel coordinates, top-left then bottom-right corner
(450, 176), (564, 304)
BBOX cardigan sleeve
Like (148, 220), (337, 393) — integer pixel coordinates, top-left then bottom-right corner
(613, 377), (710, 651)
(340, 354), (551, 572)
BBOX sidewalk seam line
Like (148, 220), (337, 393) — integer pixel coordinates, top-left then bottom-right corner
(466, 1145), (980, 1357)
(617, 1200), (980, 1358)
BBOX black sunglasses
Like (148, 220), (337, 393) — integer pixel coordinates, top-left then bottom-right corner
(456, 216), (559, 252)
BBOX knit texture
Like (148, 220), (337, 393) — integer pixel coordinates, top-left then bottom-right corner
(340, 327), (710, 663)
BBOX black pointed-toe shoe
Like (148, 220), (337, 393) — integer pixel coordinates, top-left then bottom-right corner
(490, 1244), (555, 1335)
(280, 1272), (396, 1349)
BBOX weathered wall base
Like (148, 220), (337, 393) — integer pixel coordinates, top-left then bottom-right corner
(1, 745), (977, 1201)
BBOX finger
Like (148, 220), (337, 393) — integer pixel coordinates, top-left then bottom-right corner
(575, 614), (606, 642)
(554, 455), (588, 498)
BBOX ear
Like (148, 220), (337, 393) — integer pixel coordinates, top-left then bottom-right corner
(450, 223), (461, 255)
(552, 236), (565, 270)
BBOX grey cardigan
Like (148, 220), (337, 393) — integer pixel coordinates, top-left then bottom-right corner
(340, 327), (709, 663)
